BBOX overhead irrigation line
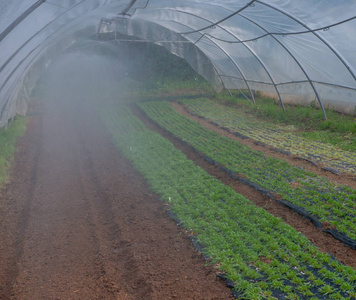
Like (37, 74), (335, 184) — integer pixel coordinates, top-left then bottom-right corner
(178, 0), (256, 35)
(161, 7), (355, 44)
(106, 0), (355, 43)
(217, 75), (356, 92)
(134, 3), (355, 43)
(113, 39), (192, 43)
(202, 16), (356, 44)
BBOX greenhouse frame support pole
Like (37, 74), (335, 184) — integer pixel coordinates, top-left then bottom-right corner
(237, 88), (254, 104)
(0, 0), (46, 43)
(190, 33), (256, 104)
(203, 46), (254, 104)
(199, 61), (252, 104)
(173, 7), (283, 108)
(257, 1), (356, 84)
(239, 44), (285, 111)
(211, 63), (228, 94)
(221, 75), (254, 104)
(238, 14), (326, 118)
(1, 0), (87, 75)
(213, 27), (285, 110)
(172, 18), (255, 104)
(120, 0), (139, 16)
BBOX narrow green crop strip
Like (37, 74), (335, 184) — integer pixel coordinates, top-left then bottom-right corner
(0, 117), (27, 186)
(180, 98), (356, 176)
(215, 93), (356, 152)
(102, 105), (356, 300)
(138, 101), (356, 243)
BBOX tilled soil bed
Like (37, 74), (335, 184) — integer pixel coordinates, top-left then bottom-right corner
(0, 99), (233, 299)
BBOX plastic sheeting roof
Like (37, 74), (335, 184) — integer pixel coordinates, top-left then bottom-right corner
(1, 0), (356, 125)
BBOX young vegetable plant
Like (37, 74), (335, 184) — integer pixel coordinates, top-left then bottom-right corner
(102, 104), (356, 300)
(139, 100), (356, 242)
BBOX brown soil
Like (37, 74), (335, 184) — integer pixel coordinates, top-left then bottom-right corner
(0, 99), (234, 299)
(131, 104), (356, 269)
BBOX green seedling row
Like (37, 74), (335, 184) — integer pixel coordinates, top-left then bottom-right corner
(138, 101), (356, 243)
(102, 105), (356, 300)
(0, 117), (27, 185)
(179, 98), (356, 175)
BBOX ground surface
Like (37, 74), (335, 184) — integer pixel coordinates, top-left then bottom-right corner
(1, 96), (355, 300)
(130, 102), (356, 269)
(0, 99), (233, 299)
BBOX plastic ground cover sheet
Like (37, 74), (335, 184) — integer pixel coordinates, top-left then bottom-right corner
(103, 104), (356, 300)
(138, 100), (356, 249)
(179, 98), (356, 176)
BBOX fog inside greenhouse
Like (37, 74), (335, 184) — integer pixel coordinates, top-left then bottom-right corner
(31, 37), (203, 116)
(36, 50), (127, 110)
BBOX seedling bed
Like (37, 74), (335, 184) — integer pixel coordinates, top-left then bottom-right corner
(102, 104), (356, 300)
(138, 101), (356, 247)
(180, 98), (356, 176)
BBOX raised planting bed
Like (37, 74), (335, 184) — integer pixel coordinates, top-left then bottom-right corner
(179, 98), (356, 176)
(102, 105), (356, 300)
(138, 101), (356, 248)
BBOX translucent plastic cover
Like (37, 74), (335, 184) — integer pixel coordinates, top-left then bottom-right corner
(1, 0), (356, 125)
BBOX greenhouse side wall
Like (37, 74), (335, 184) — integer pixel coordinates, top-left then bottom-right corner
(261, 84), (356, 116)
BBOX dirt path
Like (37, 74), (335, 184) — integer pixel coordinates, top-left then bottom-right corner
(0, 99), (233, 299)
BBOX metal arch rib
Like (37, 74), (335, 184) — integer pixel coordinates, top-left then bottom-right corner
(164, 8), (284, 109)
(0, 38), (49, 123)
(211, 63), (253, 102)
(256, 0), (356, 84)
(0, 0), (46, 43)
(188, 0), (356, 85)
(178, 0), (257, 35)
(195, 36), (257, 104)
(209, 60), (253, 102)
(0, 0), (86, 75)
(221, 33), (286, 110)
(157, 30), (228, 96)
(235, 14), (327, 118)
(120, 0), (139, 16)
(182, 3), (356, 44)
(0, 0), (90, 94)
(167, 20), (256, 103)
(0, 0), (90, 122)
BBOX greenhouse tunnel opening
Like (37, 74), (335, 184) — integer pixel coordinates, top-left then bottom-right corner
(13, 32), (229, 126)
(32, 51), (125, 112)
(26, 33), (209, 122)
(1, 2), (356, 299)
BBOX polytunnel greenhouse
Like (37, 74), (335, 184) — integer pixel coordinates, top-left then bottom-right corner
(0, 1), (356, 299)
(1, 0), (356, 123)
